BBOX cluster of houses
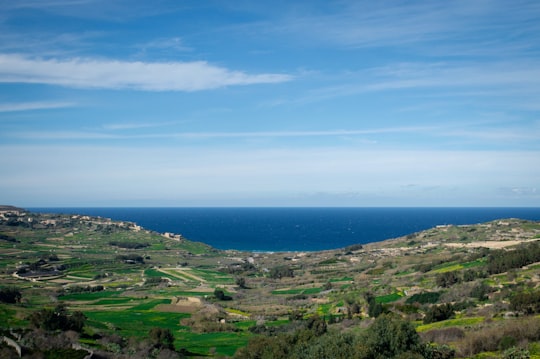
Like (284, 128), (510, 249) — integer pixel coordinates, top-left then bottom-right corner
(0, 206), (143, 232)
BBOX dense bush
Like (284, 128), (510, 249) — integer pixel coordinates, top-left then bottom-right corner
(149, 327), (175, 350)
(423, 303), (454, 324)
(109, 240), (149, 249)
(436, 271), (460, 288)
(344, 244), (364, 252)
(470, 282), (493, 301)
(406, 292), (441, 305)
(269, 265), (294, 279)
(456, 317), (540, 357)
(510, 290), (540, 314)
(462, 269), (487, 282)
(145, 277), (168, 286)
(63, 285), (104, 294)
(361, 314), (422, 358)
(214, 288), (232, 301)
(236, 314), (429, 359)
(0, 287), (21, 304)
(0, 233), (17, 242)
(29, 304), (86, 332)
(487, 241), (540, 275)
(502, 347), (530, 359)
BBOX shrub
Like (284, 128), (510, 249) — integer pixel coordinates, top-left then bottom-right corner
(344, 243), (363, 252)
(423, 303), (454, 324)
(0, 287), (21, 304)
(406, 292), (441, 305)
(420, 327), (465, 344)
(503, 347), (530, 359)
(269, 265), (294, 279)
(149, 327), (174, 350)
(214, 288), (232, 301)
(109, 241), (149, 249)
(456, 317), (540, 357)
(487, 241), (540, 275)
(422, 343), (456, 359)
(470, 282), (493, 301)
(499, 336), (518, 351)
(510, 290), (540, 314)
(0, 234), (17, 242)
(361, 314), (422, 358)
(28, 304), (86, 332)
(364, 292), (386, 318)
(436, 271), (460, 288)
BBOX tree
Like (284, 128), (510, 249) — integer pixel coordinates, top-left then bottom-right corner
(235, 277), (247, 289)
(29, 304), (86, 332)
(470, 282), (493, 301)
(305, 315), (327, 336)
(365, 292), (385, 318)
(149, 327), (175, 350)
(436, 271), (460, 288)
(362, 314), (421, 358)
(0, 287), (21, 304)
(510, 290), (540, 314)
(214, 288), (231, 301)
(423, 303), (454, 324)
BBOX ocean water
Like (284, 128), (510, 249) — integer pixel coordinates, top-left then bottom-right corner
(29, 207), (540, 252)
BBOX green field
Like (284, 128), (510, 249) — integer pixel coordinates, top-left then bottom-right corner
(375, 292), (403, 303)
(272, 287), (322, 295)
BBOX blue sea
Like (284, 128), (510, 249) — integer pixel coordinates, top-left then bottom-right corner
(30, 207), (540, 252)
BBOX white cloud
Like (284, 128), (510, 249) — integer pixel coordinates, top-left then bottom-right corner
(368, 62), (540, 90)
(0, 101), (75, 113)
(271, 0), (540, 56)
(8, 124), (538, 149)
(0, 54), (292, 91)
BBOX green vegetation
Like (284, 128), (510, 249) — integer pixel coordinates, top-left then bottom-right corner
(375, 292), (402, 303)
(1, 210), (540, 358)
(272, 287), (322, 295)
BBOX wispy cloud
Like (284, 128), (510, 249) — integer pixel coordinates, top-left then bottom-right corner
(170, 127), (435, 139)
(271, 0), (540, 56)
(286, 61), (540, 107)
(0, 31), (106, 57)
(368, 62), (540, 90)
(0, 54), (292, 91)
(0, 0), (184, 21)
(135, 37), (191, 54)
(102, 120), (181, 131)
(6, 126), (437, 141)
(9, 131), (121, 140)
(9, 125), (538, 151)
(0, 101), (75, 113)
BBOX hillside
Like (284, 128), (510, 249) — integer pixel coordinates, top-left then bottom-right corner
(0, 207), (540, 358)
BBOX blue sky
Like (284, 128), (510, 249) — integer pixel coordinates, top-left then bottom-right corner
(0, 0), (539, 207)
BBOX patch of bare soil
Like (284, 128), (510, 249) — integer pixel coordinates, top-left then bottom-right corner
(445, 240), (528, 249)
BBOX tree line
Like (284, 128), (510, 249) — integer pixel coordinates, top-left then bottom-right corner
(486, 241), (540, 275)
(235, 314), (455, 359)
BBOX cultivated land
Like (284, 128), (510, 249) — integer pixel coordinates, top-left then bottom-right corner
(0, 206), (540, 358)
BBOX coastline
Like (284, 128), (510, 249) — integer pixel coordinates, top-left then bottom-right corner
(27, 207), (540, 252)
